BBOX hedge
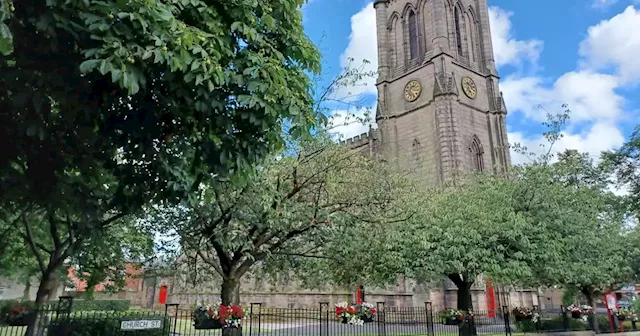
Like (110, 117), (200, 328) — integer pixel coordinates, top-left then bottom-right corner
(0, 299), (130, 313)
(515, 316), (587, 333)
(596, 315), (637, 333)
(0, 300), (35, 325)
(71, 300), (131, 312)
(48, 315), (171, 336)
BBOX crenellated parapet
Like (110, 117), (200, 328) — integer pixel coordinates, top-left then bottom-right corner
(339, 131), (372, 149)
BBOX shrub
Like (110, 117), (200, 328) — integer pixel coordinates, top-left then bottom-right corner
(0, 300), (35, 326)
(71, 300), (131, 312)
(1, 299), (130, 314)
(515, 316), (587, 333)
(597, 315), (635, 333)
(47, 314), (170, 336)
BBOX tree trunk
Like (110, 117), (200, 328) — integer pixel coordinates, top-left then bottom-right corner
(456, 280), (477, 336)
(582, 286), (599, 333)
(220, 277), (241, 336)
(25, 270), (57, 336)
(221, 277), (240, 305)
(22, 279), (31, 301)
(457, 282), (473, 311)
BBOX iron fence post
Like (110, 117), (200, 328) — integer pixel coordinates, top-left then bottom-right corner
(249, 303), (262, 336)
(533, 304), (541, 332)
(502, 305), (511, 336)
(561, 305), (569, 331)
(377, 302), (386, 336)
(56, 296), (74, 319)
(320, 302), (329, 336)
(426, 302), (434, 336)
(163, 303), (179, 335)
(632, 319), (637, 331)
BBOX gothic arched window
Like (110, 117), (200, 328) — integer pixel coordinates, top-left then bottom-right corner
(470, 136), (484, 172)
(412, 139), (422, 169)
(408, 11), (419, 60)
(454, 7), (463, 57)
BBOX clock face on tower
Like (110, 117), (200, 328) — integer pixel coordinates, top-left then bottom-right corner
(461, 77), (477, 99)
(404, 80), (422, 102)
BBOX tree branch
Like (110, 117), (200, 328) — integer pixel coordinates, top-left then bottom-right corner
(22, 215), (47, 273)
(48, 211), (61, 250)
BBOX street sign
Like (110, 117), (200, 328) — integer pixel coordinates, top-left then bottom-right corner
(120, 319), (164, 331)
(605, 293), (618, 310)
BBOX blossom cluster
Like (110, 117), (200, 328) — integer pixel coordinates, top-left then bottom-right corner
(512, 307), (540, 323)
(335, 302), (377, 326)
(193, 300), (244, 328)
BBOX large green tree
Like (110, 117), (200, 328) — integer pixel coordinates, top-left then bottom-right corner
(148, 136), (412, 306)
(506, 113), (633, 334)
(400, 174), (534, 311)
(0, 0), (320, 307)
(604, 125), (640, 218)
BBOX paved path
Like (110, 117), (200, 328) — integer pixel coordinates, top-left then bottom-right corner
(172, 321), (514, 336)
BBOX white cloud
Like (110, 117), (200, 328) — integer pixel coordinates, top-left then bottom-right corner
(498, 5), (636, 165)
(328, 105), (376, 140)
(336, 2), (378, 98)
(501, 71), (624, 123)
(331, 2), (633, 162)
(508, 122), (625, 165)
(592, 0), (619, 8)
(488, 7), (543, 69)
(579, 5), (640, 83)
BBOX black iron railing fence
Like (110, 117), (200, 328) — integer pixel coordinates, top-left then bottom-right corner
(1, 299), (637, 336)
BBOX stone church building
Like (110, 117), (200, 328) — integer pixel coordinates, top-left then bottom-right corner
(337, 0), (536, 310)
(120, 0), (552, 311)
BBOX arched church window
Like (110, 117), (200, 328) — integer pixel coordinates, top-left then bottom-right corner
(454, 7), (463, 57)
(470, 136), (484, 172)
(412, 139), (422, 169)
(408, 11), (419, 60)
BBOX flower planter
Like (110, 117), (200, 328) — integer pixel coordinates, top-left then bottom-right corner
(515, 315), (532, 322)
(362, 315), (374, 323)
(341, 316), (348, 324)
(571, 312), (582, 319)
(617, 316), (627, 321)
(8, 312), (36, 326)
(444, 318), (463, 326)
(194, 318), (223, 330)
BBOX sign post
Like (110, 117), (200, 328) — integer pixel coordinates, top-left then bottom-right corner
(605, 293), (618, 333)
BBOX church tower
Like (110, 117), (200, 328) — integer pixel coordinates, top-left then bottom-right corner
(344, 0), (511, 183)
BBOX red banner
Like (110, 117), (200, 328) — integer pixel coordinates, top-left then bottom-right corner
(356, 285), (363, 304)
(486, 280), (496, 318)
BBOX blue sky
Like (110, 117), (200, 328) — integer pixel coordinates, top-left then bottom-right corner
(301, 0), (640, 162)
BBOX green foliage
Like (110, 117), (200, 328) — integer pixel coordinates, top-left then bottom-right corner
(401, 173), (535, 287)
(0, 299), (130, 317)
(562, 286), (579, 307)
(48, 315), (170, 336)
(594, 315), (633, 333)
(1, 0), (321, 204)
(515, 317), (586, 332)
(0, 300), (34, 325)
(147, 136), (412, 302)
(506, 111), (633, 298)
(71, 219), (154, 299)
(604, 124), (640, 217)
(71, 300), (131, 312)
(1, 0), (321, 305)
